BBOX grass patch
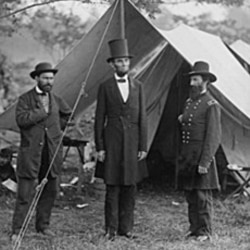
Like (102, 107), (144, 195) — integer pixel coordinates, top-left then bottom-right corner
(1, 183), (250, 249)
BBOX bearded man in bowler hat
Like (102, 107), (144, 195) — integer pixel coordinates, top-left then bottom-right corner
(178, 61), (221, 242)
(94, 39), (148, 241)
(11, 62), (72, 241)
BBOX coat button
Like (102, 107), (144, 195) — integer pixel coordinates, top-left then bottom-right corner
(39, 142), (43, 146)
(45, 127), (48, 131)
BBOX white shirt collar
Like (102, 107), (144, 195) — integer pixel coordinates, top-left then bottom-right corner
(35, 86), (43, 94)
(35, 86), (48, 96)
(114, 73), (128, 81)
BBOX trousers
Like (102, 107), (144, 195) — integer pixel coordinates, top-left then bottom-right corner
(185, 189), (213, 236)
(12, 139), (57, 234)
(105, 185), (136, 235)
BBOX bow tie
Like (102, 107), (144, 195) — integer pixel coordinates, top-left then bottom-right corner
(117, 79), (126, 83)
(37, 92), (47, 96)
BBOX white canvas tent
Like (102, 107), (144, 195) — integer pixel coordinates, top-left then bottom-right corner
(230, 39), (250, 73)
(158, 25), (250, 167)
(0, 0), (250, 185)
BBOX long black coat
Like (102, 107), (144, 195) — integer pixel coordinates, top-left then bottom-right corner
(16, 88), (72, 179)
(94, 76), (148, 185)
(178, 92), (221, 190)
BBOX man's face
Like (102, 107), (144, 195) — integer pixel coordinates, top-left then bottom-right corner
(111, 57), (130, 76)
(36, 72), (55, 93)
(0, 156), (9, 165)
(189, 75), (207, 99)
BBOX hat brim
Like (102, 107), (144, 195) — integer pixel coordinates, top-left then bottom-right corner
(188, 71), (217, 83)
(30, 69), (58, 79)
(107, 55), (133, 63)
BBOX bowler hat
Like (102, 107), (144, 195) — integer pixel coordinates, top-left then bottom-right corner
(107, 39), (133, 63)
(30, 62), (58, 79)
(188, 61), (217, 83)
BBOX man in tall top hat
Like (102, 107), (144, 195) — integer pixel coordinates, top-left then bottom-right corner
(94, 39), (148, 240)
(11, 62), (72, 241)
(178, 61), (221, 241)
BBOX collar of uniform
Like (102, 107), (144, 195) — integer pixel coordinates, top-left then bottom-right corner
(190, 90), (207, 101)
(114, 73), (128, 82)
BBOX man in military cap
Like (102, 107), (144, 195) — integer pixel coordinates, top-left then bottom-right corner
(178, 61), (221, 242)
(11, 62), (72, 241)
(94, 39), (148, 241)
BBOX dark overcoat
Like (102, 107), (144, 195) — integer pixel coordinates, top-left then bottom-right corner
(94, 76), (148, 185)
(16, 88), (72, 179)
(178, 92), (221, 190)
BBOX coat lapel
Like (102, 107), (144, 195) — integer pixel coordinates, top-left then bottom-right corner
(126, 76), (135, 105)
(108, 75), (137, 105)
(31, 87), (52, 114)
(110, 77), (125, 104)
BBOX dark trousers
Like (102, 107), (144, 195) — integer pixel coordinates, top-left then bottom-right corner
(12, 176), (57, 234)
(105, 185), (136, 235)
(12, 140), (57, 234)
(185, 189), (213, 236)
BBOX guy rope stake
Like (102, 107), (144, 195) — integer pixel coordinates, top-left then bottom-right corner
(12, 1), (120, 249)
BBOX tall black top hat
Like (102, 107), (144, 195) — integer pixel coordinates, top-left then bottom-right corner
(30, 62), (58, 79)
(107, 39), (133, 63)
(188, 61), (217, 83)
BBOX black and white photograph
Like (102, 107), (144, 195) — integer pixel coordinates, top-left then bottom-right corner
(0, 0), (250, 249)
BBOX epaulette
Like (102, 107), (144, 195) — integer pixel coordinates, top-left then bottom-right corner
(207, 99), (218, 106)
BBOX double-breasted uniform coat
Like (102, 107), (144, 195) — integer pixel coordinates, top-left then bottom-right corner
(178, 92), (221, 190)
(95, 76), (148, 185)
(12, 87), (71, 234)
(178, 91), (221, 237)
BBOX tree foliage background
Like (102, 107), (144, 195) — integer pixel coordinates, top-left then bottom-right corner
(0, 0), (249, 111)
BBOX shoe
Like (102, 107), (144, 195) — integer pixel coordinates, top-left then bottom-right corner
(37, 229), (55, 237)
(118, 232), (137, 239)
(103, 231), (116, 241)
(184, 231), (196, 239)
(196, 235), (210, 242)
(10, 234), (19, 243)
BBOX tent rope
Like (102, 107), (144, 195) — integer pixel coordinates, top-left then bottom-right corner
(12, 1), (120, 249)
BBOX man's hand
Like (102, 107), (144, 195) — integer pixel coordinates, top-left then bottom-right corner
(97, 150), (106, 162)
(198, 165), (208, 174)
(138, 151), (147, 161)
(178, 114), (183, 123)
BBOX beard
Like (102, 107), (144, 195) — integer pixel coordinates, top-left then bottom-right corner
(39, 84), (52, 93)
(116, 70), (128, 77)
(189, 86), (204, 100)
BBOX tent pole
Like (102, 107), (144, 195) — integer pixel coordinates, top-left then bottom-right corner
(174, 66), (182, 189)
(120, 0), (125, 38)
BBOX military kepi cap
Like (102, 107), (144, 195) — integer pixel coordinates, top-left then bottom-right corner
(188, 61), (217, 83)
(30, 62), (58, 79)
(107, 39), (133, 62)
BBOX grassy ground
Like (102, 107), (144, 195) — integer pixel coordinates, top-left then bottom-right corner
(1, 181), (250, 250)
